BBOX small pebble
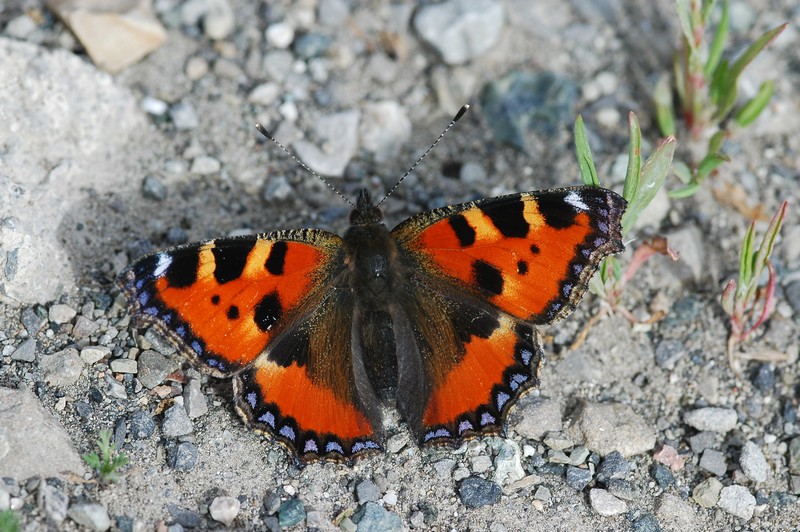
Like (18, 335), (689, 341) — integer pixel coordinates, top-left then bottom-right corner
(458, 477), (502, 508)
(140, 96), (168, 116)
(589, 488), (627, 516)
(209, 496), (240, 527)
(67, 503), (112, 531)
(595, 451), (631, 485)
(49, 304), (76, 324)
(351, 501), (402, 531)
(693, 478), (723, 508)
(190, 156), (221, 174)
(129, 411), (156, 439)
(688, 431), (717, 454)
(718, 485), (756, 520)
(266, 22), (295, 49)
(170, 101), (200, 130)
(248, 83), (281, 106)
(11, 339), (36, 362)
(356, 478), (381, 504)
(80, 346), (110, 365)
(110, 358), (138, 374)
(739, 441), (768, 483)
(278, 499), (305, 528)
(651, 463), (675, 488)
(699, 449), (727, 477)
(683, 407), (738, 433)
(606, 479), (640, 501)
(185, 56), (209, 80)
(162, 404), (194, 438)
(166, 442), (198, 470)
(565, 466), (592, 491)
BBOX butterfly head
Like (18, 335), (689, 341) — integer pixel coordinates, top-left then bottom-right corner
(349, 188), (383, 226)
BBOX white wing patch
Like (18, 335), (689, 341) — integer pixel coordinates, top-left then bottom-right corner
(565, 191), (589, 211)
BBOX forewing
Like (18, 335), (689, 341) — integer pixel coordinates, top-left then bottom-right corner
(392, 186), (626, 324)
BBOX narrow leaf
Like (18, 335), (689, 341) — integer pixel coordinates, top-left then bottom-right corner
(622, 112), (642, 203)
(574, 115), (599, 187)
(704, 0), (728, 79)
(672, 160), (693, 184)
(654, 75), (676, 137)
(695, 152), (729, 181)
(707, 130), (726, 155)
(735, 80), (774, 127)
(668, 182), (701, 198)
(622, 136), (677, 233)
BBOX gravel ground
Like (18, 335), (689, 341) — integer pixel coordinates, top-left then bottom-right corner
(1, 0), (800, 530)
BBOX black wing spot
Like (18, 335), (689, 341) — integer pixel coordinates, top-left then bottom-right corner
(448, 214), (476, 247)
(530, 244), (540, 254)
(268, 327), (309, 367)
(211, 295), (220, 305)
(254, 292), (282, 332)
(481, 200), (529, 237)
(537, 192), (578, 229)
(211, 242), (253, 284)
(517, 260), (528, 275)
(166, 252), (199, 288)
(473, 260), (504, 296)
(452, 302), (500, 341)
(265, 241), (288, 275)
(226, 305), (240, 320)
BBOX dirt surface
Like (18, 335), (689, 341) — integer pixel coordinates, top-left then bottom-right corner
(1, 0), (799, 530)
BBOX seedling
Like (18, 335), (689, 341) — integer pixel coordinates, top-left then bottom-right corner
(653, 0), (785, 197)
(0, 509), (20, 532)
(82, 429), (129, 483)
(572, 113), (677, 346)
(721, 200), (788, 374)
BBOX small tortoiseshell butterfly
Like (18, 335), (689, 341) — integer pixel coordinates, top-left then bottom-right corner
(119, 107), (625, 463)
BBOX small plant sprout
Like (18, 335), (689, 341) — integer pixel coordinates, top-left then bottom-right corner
(571, 113), (677, 347)
(0, 509), (20, 532)
(653, 0), (786, 198)
(721, 200), (788, 374)
(82, 429), (129, 483)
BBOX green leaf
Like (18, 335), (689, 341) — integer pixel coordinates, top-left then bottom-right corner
(695, 152), (729, 181)
(668, 182), (701, 198)
(735, 80), (774, 127)
(574, 115), (599, 187)
(675, 0), (696, 49)
(701, 0), (719, 22)
(737, 221), (755, 298)
(622, 136), (677, 233)
(707, 130), (726, 155)
(654, 75), (676, 137)
(672, 160), (693, 184)
(704, 0), (728, 79)
(622, 112), (642, 203)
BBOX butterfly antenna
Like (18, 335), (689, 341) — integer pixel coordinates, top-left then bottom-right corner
(255, 123), (355, 208)
(376, 104), (470, 207)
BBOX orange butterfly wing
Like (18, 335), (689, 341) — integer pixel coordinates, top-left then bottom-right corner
(119, 230), (383, 461)
(392, 186), (625, 441)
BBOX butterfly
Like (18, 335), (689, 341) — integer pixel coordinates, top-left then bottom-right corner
(119, 112), (625, 463)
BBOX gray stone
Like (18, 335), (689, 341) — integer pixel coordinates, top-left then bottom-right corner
(80, 346), (110, 365)
(183, 379), (208, 419)
(654, 493), (697, 532)
(42, 484), (69, 524)
(203, 0), (235, 40)
(41, 347), (84, 387)
(10, 338), (36, 362)
(162, 404), (193, 437)
(699, 449), (727, 476)
(789, 437), (800, 474)
(248, 82), (281, 106)
(565, 466), (592, 491)
(589, 488), (627, 516)
(596, 451), (631, 485)
(72, 316), (100, 338)
(170, 101), (199, 130)
(49, 303), (77, 324)
(662, 225), (706, 283)
(0, 38), (146, 304)
(104, 374), (128, 400)
(684, 407), (738, 433)
(4, 14), (37, 39)
(359, 101), (411, 163)
(693, 478), (723, 508)
(654, 339), (686, 369)
(718, 485), (756, 520)
(413, 0), (505, 65)
(209, 496), (240, 527)
(293, 110), (360, 177)
(568, 402), (656, 457)
(190, 155), (221, 174)
(688, 431), (717, 454)
(137, 350), (178, 389)
(433, 458), (456, 478)
(480, 71), (577, 151)
(543, 432), (575, 451)
(262, 50), (294, 82)
(606, 479), (640, 501)
(740, 441), (768, 482)
(352, 501), (402, 532)
(293, 33), (331, 60)
(142, 175), (167, 200)
(265, 22), (294, 49)
(166, 442), (198, 470)
(651, 464), (675, 488)
(67, 502), (111, 531)
(318, 0), (350, 26)
(785, 280), (800, 315)
(278, 498), (305, 528)
(460, 161), (488, 186)
(492, 439), (525, 485)
(129, 411), (156, 439)
(140, 97), (168, 116)
(458, 476), (502, 508)
(533, 486), (551, 502)
(386, 432), (411, 454)
(470, 454), (493, 474)
(514, 397), (564, 440)
(110, 358), (138, 374)
(356, 479), (381, 504)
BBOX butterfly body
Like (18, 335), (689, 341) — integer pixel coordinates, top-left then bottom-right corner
(120, 185), (625, 462)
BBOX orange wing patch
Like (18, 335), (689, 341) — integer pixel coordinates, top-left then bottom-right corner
(395, 187), (625, 324)
(119, 231), (341, 377)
